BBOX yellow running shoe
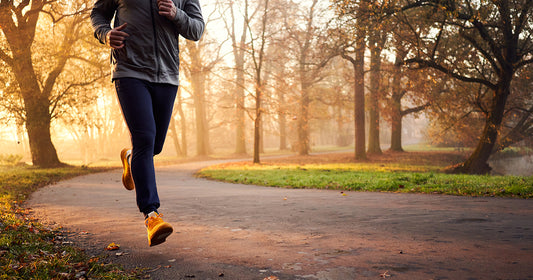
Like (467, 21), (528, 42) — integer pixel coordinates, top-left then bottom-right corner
(145, 212), (173, 247)
(120, 148), (135, 191)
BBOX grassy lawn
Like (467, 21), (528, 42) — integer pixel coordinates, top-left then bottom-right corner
(0, 165), (138, 279)
(197, 151), (533, 199)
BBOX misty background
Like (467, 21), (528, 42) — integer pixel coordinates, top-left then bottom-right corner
(0, 0), (531, 175)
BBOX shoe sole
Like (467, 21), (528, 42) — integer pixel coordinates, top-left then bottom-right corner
(149, 227), (173, 247)
(120, 149), (135, 191)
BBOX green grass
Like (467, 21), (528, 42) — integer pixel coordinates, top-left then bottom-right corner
(197, 162), (533, 199)
(0, 165), (138, 279)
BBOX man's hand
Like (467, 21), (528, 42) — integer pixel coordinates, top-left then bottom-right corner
(158, 0), (177, 20)
(106, 23), (129, 49)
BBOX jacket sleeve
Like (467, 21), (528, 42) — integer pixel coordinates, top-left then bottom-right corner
(91, 0), (118, 45)
(173, 0), (205, 41)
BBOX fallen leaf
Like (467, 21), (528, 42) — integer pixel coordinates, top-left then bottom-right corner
(105, 242), (120, 251)
(146, 265), (161, 272)
(28, 225), (39, 234)
(263, 277), (279, 280)
(380, 271), (391, 278)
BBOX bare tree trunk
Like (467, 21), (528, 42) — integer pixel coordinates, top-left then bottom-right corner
(390, 53), (404, 152)
(260, 109), (264, 153)
(367, 32), (383, 154)
(23, 86), (62, 167)
(187, 40), (210, 156)
(354, 22), (367, 160)
(169, 115), (183, 157)
(224, 1), (249, 155)
(234, 49), (247, 154)
(297, 82), (311, 155)
(293, 0), (321, 156)
(251, 0), (270, 164)
(192, 73), (209, 156)
(451, 81), (511, 174)
(335, 94), (348, 146)
(278, 90), (287, 150)
(177, 89), (188, 157)
(17, 54), (63, 166)
(390, 97), (404, 152)
(253, 86), (262, 163)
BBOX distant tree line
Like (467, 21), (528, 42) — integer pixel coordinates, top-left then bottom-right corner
(0, 0), (531, 174)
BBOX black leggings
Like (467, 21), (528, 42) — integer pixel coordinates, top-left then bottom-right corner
(115, 78), (177, 215)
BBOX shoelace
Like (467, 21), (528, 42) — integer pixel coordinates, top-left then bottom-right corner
(145, 213), (163, 228)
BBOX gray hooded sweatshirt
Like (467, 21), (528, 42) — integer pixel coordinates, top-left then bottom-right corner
(91, 0), (204, 86)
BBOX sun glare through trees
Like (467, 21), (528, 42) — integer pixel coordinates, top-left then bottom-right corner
(0, 0), (531, 174)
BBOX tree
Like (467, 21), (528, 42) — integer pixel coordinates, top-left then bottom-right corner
(396, 0), (533, 174)
(247, 0), (271, 163)
(283, 0), (334, 155)
(385, 39), (432, 152)
(219, 0), (255, 154)
(169, 88), (187, 157)
(495, 64), (533, 151)
(181, 16), (223, 156)
(267, 46), (295, 151)
(332, 0), (371, 160)
(307, 57), (354, 148)
(0, 0), (103, 167)
(367, 27), (387, 154)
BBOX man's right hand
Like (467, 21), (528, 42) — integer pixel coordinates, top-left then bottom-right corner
(106, 23), (129, 49)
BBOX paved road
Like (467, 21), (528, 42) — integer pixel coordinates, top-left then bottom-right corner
(28, 160), (533, 280)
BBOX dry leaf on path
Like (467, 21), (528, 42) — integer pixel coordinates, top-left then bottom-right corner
(105, 242), (120, 251)
(380, 270), (391, 278)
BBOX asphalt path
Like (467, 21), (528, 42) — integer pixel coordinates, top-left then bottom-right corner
(27, 160), (533, 280)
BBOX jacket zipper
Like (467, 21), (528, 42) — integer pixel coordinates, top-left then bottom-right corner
(149, 0), (162, 79)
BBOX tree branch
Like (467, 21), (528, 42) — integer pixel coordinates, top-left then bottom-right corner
(50, 75), (106, 119)
(340, 53), (356, 65)
(404, 57), (497, 89)
(0, 49), (13, 66)
(516, 57), (533, 69)
(513, 0), (533, 38)
(459, 31), (501, 74)
(401, 102), (430, 116)
(494, 105), (533, 152)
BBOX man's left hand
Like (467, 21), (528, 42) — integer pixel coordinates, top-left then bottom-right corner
(157, 0), (177, 20)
